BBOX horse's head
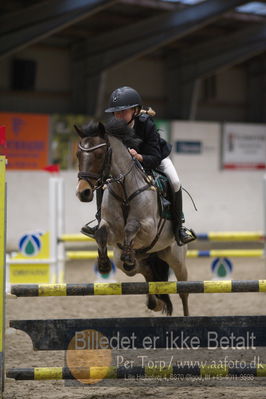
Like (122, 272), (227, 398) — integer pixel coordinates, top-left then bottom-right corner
(75, 121), (110, 202)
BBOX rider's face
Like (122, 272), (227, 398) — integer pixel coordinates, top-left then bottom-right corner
(114, 108), (135, 123)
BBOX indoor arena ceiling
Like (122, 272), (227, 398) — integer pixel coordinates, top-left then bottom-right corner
(1, 0), (266, 70)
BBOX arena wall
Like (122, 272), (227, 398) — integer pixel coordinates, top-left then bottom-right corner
(171, 121), (265, 234)
(6, 121), (265, 250)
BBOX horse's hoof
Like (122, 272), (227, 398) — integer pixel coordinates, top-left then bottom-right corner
(97, 259), (112, 274)
(120, 248), (135, 264)
(121, 253), (135, 264)
(147, 296), (164, 312)
(123, 262), (135, 272)
(120, 252), (128, 262)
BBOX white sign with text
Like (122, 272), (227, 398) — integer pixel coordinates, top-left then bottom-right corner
(223, 123), (266, 169)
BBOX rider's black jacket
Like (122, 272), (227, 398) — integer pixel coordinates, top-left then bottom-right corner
(134, 113), (172, 170)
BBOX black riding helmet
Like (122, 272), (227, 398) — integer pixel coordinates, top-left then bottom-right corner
(105, 86), (142, 113)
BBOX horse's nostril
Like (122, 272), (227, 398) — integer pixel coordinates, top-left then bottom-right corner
(79, 189), (92, 202)
(84, 189), (91, 197)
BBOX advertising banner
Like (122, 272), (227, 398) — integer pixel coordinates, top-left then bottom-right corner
(50, 114), (90, 170)
(223, 123), (266, 170)
(0, 112), (49, 170)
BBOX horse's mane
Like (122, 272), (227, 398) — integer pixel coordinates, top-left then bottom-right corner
(81, 118), (143, 150)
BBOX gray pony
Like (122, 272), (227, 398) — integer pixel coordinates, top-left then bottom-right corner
(75, 119), (189, 316)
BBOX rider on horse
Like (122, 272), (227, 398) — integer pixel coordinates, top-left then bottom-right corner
(81, 86), (196, 246)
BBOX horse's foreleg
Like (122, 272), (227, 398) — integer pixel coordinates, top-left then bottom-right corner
(120, 219), (141, 270)
(95, 223), (112, 274)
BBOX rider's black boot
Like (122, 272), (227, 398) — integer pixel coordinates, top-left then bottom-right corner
(172, 188), (197, 246)
(81, 189), (103, 239)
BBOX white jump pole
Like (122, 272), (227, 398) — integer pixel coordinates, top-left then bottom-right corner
(0, 156), (7, 398)
(263, 175), (266, 262)
(57, 178), (65, 283)
(49, 176), (65, 283)
(49, 177), (66, 283)
(49, 178), (58, 283)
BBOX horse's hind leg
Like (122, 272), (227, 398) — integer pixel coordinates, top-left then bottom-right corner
(179, 292), (189, 317)
(140, 255), (173, 316)
(140, 264), (165, 314)
(95, 223), (112, 274)
(158, 245), (189, 316)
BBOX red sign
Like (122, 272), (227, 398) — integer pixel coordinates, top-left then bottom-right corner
(0, 126), (6, 146)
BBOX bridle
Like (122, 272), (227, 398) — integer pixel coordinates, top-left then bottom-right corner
(77, 134), (143, 190)
(77, 138), (112, 189)
(77, 134), (153, 214)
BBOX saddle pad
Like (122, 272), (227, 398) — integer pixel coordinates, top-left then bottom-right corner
(152, 171), (172, 220)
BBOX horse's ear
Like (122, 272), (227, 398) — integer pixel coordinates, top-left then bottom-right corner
(98, 122), (106, 138)
(74, 124), (86, 138)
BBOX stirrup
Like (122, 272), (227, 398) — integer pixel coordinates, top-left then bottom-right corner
(176, 227), (197, 246)
(81, 223), (98, 239)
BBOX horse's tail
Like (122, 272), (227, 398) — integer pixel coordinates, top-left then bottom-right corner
(145, 253), (173, 316)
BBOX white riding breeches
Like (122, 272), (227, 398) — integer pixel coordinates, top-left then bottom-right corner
(157, 157), (181, 192)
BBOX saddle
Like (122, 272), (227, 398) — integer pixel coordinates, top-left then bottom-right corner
(151, 170), (172, 220)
